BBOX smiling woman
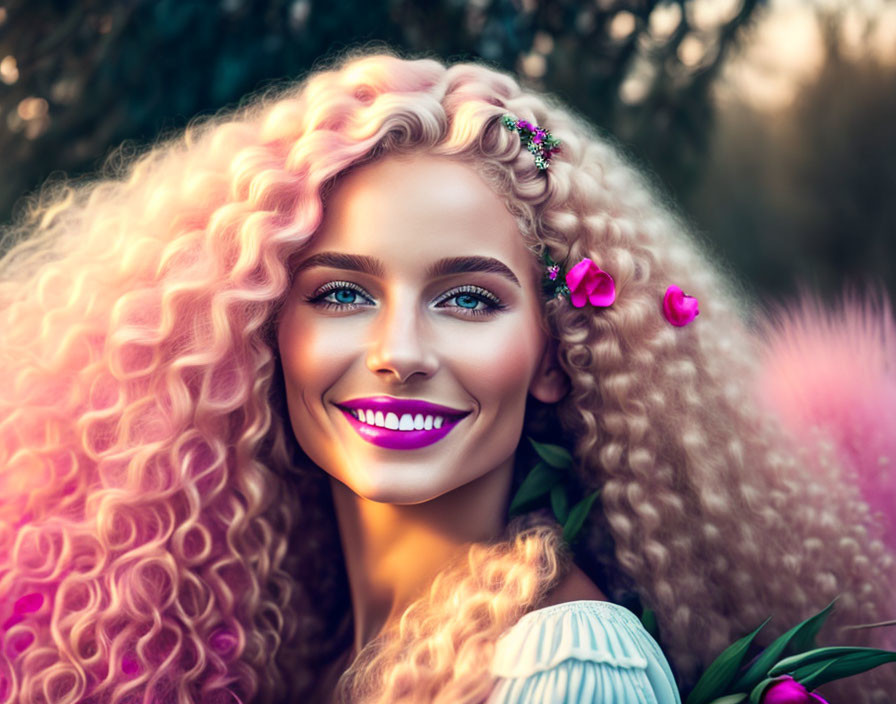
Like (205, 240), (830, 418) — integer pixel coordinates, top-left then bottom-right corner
(0, 51), (894, 704)
(277, 155), (562, 508)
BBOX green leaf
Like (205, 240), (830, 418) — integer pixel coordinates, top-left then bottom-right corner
(793, 659), (837, 691)
(769, 646), (887, 677)
(686, 618), (770, 704)
(787, 649), (896, 690)
(789, 598), (838, 653)
(561, 490), (599, 544)
(748, 676), (788, 704)
(641, 607), (659, 640)
(708, 695), (747, 704)
(732, 599), (838, 691)
(528, 437), (573, 469)
(509, 462), (559, 516)
(550, 484), (569, 523)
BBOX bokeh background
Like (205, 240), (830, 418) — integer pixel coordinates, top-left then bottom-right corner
(1, 0), (894, 308)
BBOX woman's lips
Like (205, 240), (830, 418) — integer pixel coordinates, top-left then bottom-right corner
(336, 396), (470, 450)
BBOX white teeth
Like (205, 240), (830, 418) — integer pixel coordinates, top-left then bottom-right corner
(349, 408), (455, 431)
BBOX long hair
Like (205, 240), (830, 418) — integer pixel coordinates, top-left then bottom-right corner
(1, 51), (893, 703)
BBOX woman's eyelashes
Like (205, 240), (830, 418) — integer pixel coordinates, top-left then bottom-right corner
(432, 285), (506, 316)
(306, 280), (374, 310)
(305, 281), (506, 317)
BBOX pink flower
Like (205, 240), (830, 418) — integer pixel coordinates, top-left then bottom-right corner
(565, 258), (616, 308)
(761, 676), (829, 704)
(662, 285), (699, 326)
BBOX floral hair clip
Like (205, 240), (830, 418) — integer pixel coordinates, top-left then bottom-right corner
(662, 285), (699, 326)
(502, 115), (561, 170)
(542, 251), (616, 308)
(542, 252), (699, 327)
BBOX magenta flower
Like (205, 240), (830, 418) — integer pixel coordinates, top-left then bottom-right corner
(761, 676), (829, 704)
(662, 285), (699, 326)
(565, 258), (616, 308)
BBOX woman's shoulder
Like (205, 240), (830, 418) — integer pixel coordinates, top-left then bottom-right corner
(488, 599), (682, 704)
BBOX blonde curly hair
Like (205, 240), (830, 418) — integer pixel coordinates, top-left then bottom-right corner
(0, 50), (893, 703)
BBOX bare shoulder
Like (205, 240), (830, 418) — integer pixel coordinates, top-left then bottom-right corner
(540, 563), (606, 608)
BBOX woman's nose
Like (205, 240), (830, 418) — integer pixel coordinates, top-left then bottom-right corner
(365, 301), (438, 383)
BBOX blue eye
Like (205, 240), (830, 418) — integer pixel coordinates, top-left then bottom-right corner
(435, 286), (505, 317)
(333, 289), (358, 304)
(307, 281), (374, 310)
(455, 294), (480, 309)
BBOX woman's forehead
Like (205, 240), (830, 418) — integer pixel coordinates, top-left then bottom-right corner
(305, 154), (538, 280)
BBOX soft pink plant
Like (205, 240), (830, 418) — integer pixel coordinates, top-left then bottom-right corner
(755, 294), (896, 552)
(662, 285), (699, 326)
(761, 676), (828, 704)
(565, 258), (616, 308)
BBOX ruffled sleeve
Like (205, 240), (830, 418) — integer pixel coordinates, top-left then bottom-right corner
(487, 600), (681, 704)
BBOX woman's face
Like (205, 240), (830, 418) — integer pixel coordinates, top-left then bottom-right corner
(277, 153), (565, 504)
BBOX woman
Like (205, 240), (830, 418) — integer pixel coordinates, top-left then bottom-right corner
(0, 52), (892, 703)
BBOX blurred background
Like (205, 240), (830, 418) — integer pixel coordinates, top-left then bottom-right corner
(0, 0), (893, 308)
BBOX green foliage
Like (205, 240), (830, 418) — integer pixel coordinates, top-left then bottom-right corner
(561, 490), (599, 544)
(508, 460), (558, 516)
(686, 618), (770, 704)
(731, 598), (837, 691)
(687, 601), (896, 703)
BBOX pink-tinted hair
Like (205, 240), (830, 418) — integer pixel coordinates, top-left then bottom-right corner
(0, 50), (894, 703)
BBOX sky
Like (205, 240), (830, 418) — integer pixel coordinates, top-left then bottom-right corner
(720, 0), (896, 110)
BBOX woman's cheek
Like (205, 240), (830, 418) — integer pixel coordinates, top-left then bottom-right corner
(448, 320), (541, 402)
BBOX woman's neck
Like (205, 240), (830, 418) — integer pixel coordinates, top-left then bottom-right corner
(329, 457), (514, 655)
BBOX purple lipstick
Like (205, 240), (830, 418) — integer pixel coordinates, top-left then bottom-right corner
(337, 396), (470, 450)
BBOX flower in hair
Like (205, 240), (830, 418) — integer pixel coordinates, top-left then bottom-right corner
(566, 258), (616, 308)
(501, 114), (561, 170)
(662, 285), (699, 326)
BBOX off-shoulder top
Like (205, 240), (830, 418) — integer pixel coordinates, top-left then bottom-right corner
(487, 600), (681, 704)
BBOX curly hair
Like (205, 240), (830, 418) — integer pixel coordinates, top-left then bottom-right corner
(0, 51), (893, 703)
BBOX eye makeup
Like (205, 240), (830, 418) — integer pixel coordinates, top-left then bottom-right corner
(305, 280), (375, 310)
(304, 279), (507, 318)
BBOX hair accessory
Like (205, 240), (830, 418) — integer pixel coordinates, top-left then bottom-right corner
(501, 115), (561, 170)
(566, 258), (616, 308)
(662, 285), (699, 326)
(541, 251), (616, 307)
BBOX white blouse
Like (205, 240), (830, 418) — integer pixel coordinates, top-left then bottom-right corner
(488, 600), (681, 704)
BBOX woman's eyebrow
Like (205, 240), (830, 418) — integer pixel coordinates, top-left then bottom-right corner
(294, 252), (385, 277)
(295, 252), (521, 288)
(426, 256), (521, 288)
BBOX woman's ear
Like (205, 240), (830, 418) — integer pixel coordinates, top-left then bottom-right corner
(529, 338), (569, 403)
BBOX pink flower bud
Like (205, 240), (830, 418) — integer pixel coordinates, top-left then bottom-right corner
(662, 285), (699, 326)
(761, 676), (829, 704)
(565, 258), (616, 308)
